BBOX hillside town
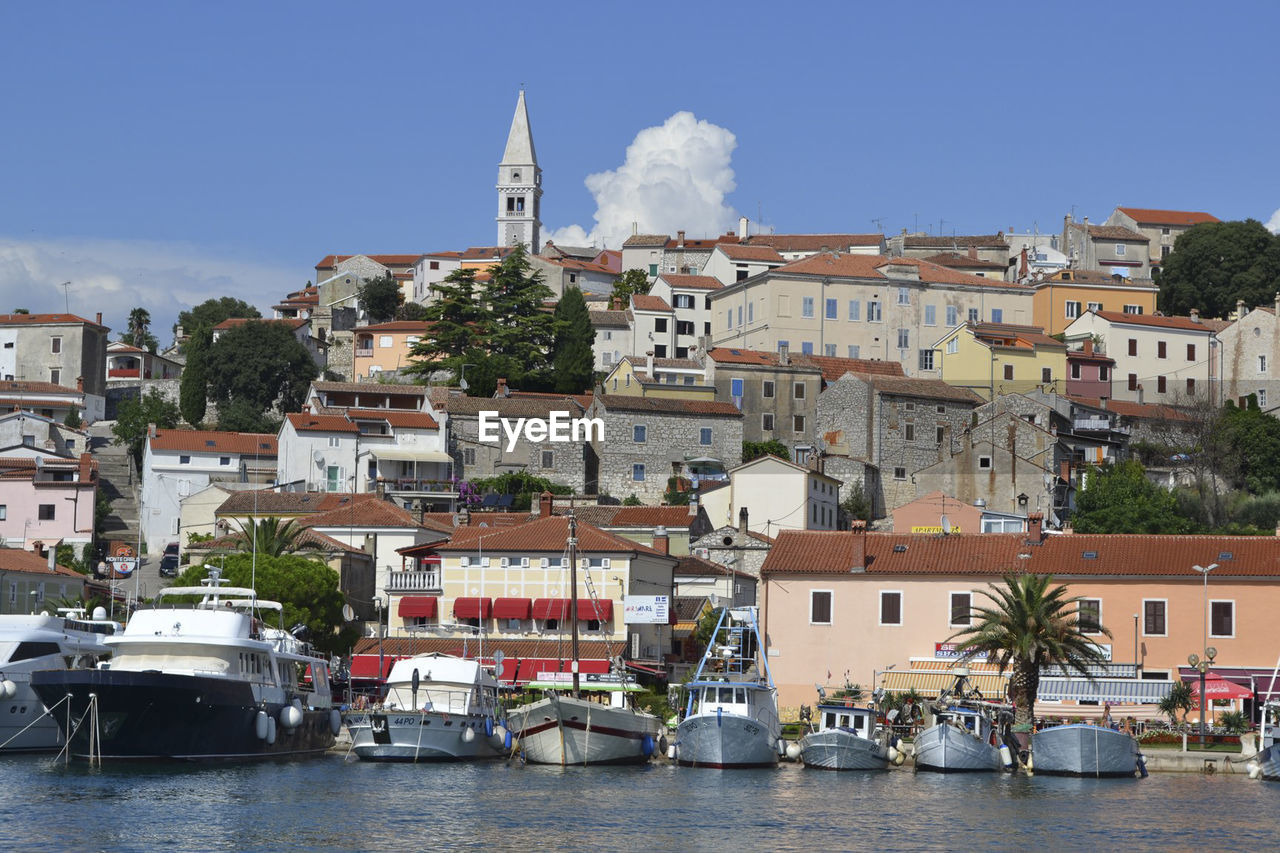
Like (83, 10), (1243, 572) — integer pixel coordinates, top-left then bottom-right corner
(7, 89), (1280, 737)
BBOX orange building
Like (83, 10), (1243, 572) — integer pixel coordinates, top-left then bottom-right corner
(1031, 269), (1159, 336)
(353, 321), (430, 381)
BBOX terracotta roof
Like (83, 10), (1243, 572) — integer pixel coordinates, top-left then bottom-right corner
(196, 527), (364, 554)
(1092, 311), (1223, 332)
(773, 253), (1026, 290)
(0, 548), (81, 577)
(674, 555), (753, 580)
(444, 395), (587, 418)
(971, 322), (1067, 350)
(658, 274), (724, 290)
(216, 491), (383, 515)
(921, 252), (1007, 271)
(899, 234), (1008, 249)
(1035, 270), (1158, 289)
(762, 530), (1280, 578)
(1115, 208), (1220, 227)
(1066, 349), (1115, 364)
(715, 245), (784, 263)
(312, 381), (431, 397)
(622, 234), (670, 247)
(854, 373), (985, 405)
(622, 355), (702, 371)
(1071, 223), (1148, 242)
(0, 380), (82, 396)
(631, 294), (673, 312)
(354, 321), (431, 333)
(149, 429), (277, 456)
(302, 499), (436, 531)
(432, 516), (673, 558)
(336, 408), (439, 430)
(538, 257), (614, 274)
(664, 234), (737, 250)
(589, 310), (631, 327)
(802, 355), (906, 382)
(213, 318), (307, 331)
(0, 313), (104, 328)
(315, 254), (422, 268)
(745, 234), (883, 251)
(672, 596), (711, 621)
(553, 505), (701, 529)
(1066, 396), (1194, 422)
(459, 247), (514, 262)
(596, 395), (742, 417)
(285, 413), (358, 434)
(423, 251), (463, 260)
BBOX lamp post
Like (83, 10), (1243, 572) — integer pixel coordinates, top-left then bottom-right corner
(1133, 613), (1139, 672)
(1192, 563), (1218, 654)
(1188, 647), (1217, 748)
(374, 595), (385, 681)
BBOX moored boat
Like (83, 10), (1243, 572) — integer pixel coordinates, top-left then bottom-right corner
(31, 568), (339, 761)
(1030, 723), (1142, 777)
(344, 653), (504, 761)
(798, 699), (898, 771)
(674, 606), (780, 769)
(913, 671), (1011, 773)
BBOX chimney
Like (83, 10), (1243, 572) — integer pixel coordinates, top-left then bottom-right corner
(95, 312), (102, 326)
(1274, 291), (1280, 316)
(1189, 309), (1200, 324)
(646, 350), (654, 376)
(688, 492), (699, 517)
(1019, 247), (1029, 280)
(1059, 460), (1070, 482)
(778, 343), (790, 366)
(653, 525), (669, 555)
(539, 490), (554, 518)
(76, 376), (84, 392)
(1083, 338), (1093, 356)
(48, 546), (56, 573)
(1027, 512), (1044, 542)
(967, 245), (977, 259)
(147, 422), (157, 439)
(1236, 299), (1246, 319)
(850, 519), (867, 571)
(458, 505), (470, 526)
(677, 230), (685, 248)
(414, 501), (425, 526)
(738, 506), (749, 534)
(631, 221), (638, 236)
(738, 216), (749, 241)
(1062, 522), (1074, 535)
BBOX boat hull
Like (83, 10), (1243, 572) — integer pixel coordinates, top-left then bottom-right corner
(30, 669), (335, 761)
(507, 694), (661, 766)
(343, 710), (502, 761)
(1031, 725), (1140, 777)
(676, 712), (779, 769)
(0, 674), (67, 752)
(799, 729), (890, 771)
(914, 723), (1003, 773)
(1256, 744), (1280, 781)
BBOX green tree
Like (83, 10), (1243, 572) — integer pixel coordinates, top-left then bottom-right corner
(1072, 460), (1193, 534)
(550, 286), (595, 394)
(63, 408), (82, 429)
(403, 268), (488, 382)
(177, 297), (261, 337)
(396, 301), (428, 321)
(840, 485), (874, 524)
(227, 517), (317, 557)
(949, 573), (1111, 738)
(1158, 680), (1194, 725)
(179, 323), (212, 426)
(204, 320), (318, 421)
(1159, 219), (1280, 318)
(122, 307), (158, 353)
(174, 553), (357, 655)
(480, 243), (558, 388)
(610, 268), (651, 304)
(742, 440), (790, 463)
(112, 388), (180, 466)
(358, 273), (403, 323)
(1220, 395), (1280, 494)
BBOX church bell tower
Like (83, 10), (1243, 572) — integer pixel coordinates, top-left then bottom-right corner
(496, 90), (542, 251)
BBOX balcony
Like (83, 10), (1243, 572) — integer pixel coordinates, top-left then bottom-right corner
(1072, 417), (1113, 431)
(386, 570), (442, 594)
(354, 347), (374, 358)
(378, 478), (459, 496)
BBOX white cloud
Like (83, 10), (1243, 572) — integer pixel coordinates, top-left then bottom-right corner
(548, 111), (739, 250)
(0, 236), (299, 342)
(1267, 208), (1280, 234)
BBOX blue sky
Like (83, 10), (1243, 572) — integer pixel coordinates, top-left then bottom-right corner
(1, 2), (1276, 339)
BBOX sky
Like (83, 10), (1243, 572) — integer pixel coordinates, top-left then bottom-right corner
(2, 2), (1278, 341)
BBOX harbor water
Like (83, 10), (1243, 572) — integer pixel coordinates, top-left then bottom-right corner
(1, 753), (1276, 852)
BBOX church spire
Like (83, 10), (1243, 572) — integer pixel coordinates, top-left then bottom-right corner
(496, 90), (542, 250)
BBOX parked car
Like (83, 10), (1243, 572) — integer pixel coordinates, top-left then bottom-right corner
(159, 542), (180, 577)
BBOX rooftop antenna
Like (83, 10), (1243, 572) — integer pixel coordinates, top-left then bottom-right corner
(59, 281), (72, 314)
(870, 217), (885, 232)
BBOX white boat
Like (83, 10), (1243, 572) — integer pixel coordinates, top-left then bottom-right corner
(913, 672), (1010, 773)
(1258, 702), (1280, 781)
(506, 515), (662, 766)
(1030, 723), (1142, 777)
(799, 700), (898, 771)
(0, 609), (116, 752)
(31, 568), (339, 761)
(344, 653), (505, 762)
(674, 606), (781, 769)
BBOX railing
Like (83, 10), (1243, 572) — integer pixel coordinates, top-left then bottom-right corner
(383, 479), (459, 495)
(1073, 417), (1113, 431)
(386, 571), (442, 593)
(354, 347), (373, 358)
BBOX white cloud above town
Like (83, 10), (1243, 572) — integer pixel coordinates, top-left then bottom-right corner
(1267, 208), (1280, 234)
(548, 111), (740, 250)
(0, 237), (297, 342)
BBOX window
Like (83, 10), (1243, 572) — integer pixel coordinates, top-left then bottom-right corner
(1088, 302), (1102, 311)
(801, 342), (814, 355)
(51, 337), (62, 353)
(220, 456), (231, 466)
(49, 369), (60, 385)
(1065, 301), (1081, 319)
(730, 378), (744, 398)
(802, 297), (815, 318)
(892, 466), (906, 480)
(1186, 377), (1195, 394)
(179, 454), (191, 464)
(879, 591), (902, 625)
(1041, 367), (1052, 383)
(429, 260), (440, 270)
(1003, 364), (1014, 381)
(541, 450), (554, 468)
(778, 295), (791, 317)
(918, 350), (935, 371)
(991, 308), (1003, 323)
(936, 425), (945, 443)
(648, 264), (658, 277)
(1260, 355), (1268, 374)
(632, 464), (645, 482)
(896, 328), (909, 349)
(762, 380), (774, 398)
(810, 590), (832, 625)
(793, 415), (806, 434)
(1210, 601), (1234, 637)
(848, 345), (860, 358)
(950, 592), (971, 626)
(1124, 305), (1143, 315)
(1157, 341), (1167, 359)
(673, 294), (693, 309)
(824, 344), (836, 357)
(793, 382), (805, 399)
(1116, 243), (1126, 256)
(924, 304), (936, 326)
(699, 427), (712, 446)
(825, 298), (837, 319)
(736, 268), (749, 282)
(1071, 363), (1081, 380)
(38, 504), (55, 521)
(762, 413), (774, 431)
(633, 425), (647, 443)
(0, 505), (5, 520)
(848, 300), (861, 321)
(676, 320), (694, 336)
(1128, 373), (1137, 391)
(1186, 344), (1196, 361)
(904, 422), (914, 442)
(736, 307), (742, 328)
(867, 301), (882, 322)
(968, 308), (979, 324)
(1078, 599), (1102, 633)
(654, 318), (667, 333)
(1128, 338), (1138, 356)
(1142, 600), (1167, 636)
(463, 448), (476, 465)
(777, 340), (789, 352)
(1260, 389), (1268, 408)
(946, 305), (958, 326)
(946, 338), (958, 355)
(1099, 366), (1110, 381)
(979, 456), (991, 469)
(897, 287), (910, 305)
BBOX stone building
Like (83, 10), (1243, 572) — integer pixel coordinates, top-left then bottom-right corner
(0, 312), (110, 401)
(691, 515), (774, 578)
(586, 395), (743, 503)
(1216, 296), (1280, 410)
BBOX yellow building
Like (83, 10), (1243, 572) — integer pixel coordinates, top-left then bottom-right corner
(935, 322), (1067, 400)
(353, 321), (430, 381)
(1031, 269), (1159, 336)
(600, 356), (716, 401)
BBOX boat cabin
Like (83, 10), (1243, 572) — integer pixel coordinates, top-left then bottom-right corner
(685, 683), (763, 719)
(816, 704), (877, 738)
(382, 656), (496, 715)
(932, 706), (993, 739)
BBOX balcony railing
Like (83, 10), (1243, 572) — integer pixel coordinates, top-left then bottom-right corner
(386, 570), (442, 594)
(354, 347), (373, 358)
(378, 478), (459, 495)
(1073, 417), (1113, 431)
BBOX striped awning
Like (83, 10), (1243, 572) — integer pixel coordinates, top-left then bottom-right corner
(1037, 678), (1172, 704)
(879, 671), (1009, 698)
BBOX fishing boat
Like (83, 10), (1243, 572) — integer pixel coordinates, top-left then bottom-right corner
(344, 653), (505, 761)
(913, 669), (1011, 773)
(1029, 722), (1143, 777)
(673, 606), (780, 769)
(31, 568), (339, 761)
(1250, 656), (1280, 781)
(0, 609), (116, 752)
(798, 690), (900, 771)
(506, 515), (662, 765)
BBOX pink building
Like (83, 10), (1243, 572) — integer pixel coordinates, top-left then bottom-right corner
(1065, 339), (1114, 400)
(0, 454), (97, 551)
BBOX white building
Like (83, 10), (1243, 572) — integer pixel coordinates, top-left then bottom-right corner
(648, 274), (724, 358)
(698, 454), (842, 536)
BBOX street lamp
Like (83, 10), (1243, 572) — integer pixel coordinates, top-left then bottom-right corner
(1188, 647), (1217, 748)
(1193, 563), (1218, 654)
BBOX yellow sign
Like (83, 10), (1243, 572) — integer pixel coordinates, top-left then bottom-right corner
(910, 525), (962, 533)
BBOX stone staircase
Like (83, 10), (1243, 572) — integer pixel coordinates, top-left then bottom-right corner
(88, 422), (140, 551)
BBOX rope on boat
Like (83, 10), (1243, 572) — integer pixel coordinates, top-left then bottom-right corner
(0, 693), (71, 751)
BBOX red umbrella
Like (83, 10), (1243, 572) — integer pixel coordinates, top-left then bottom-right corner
(1189, 674), (1254, 700)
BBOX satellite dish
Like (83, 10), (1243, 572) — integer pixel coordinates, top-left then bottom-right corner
(313, 450), (325, 466)
(459, 378), (469, 391)
(941, 515), (952, 535)
(342, 604), (355, 622)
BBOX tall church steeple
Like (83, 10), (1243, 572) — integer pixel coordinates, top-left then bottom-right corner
(496, 90), (542, 251)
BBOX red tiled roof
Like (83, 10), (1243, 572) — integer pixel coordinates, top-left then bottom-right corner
(853, 373), (985, 404)
(922, 252), (1007, 270)
(195, 527), (363, 554)
(773, 253), (1026, 289)
(631, 294), (673, 312)
(745, 234), (883, 252)
(674, 555), (754, 580)
(315, 254), (422, 269)
(312, 381), (431, 397)
(802, 355), (906, 381)
(0, 313), (104, 328)
(1035, 270), (1158, 288)
(302, 499), (439, 531)
(716, 245), (785, 263)
(658, 274), (724, 290)
(285, 413), (358, 433)
(341, 408), (439, 430)
(354, 321), (431, 333)
(459, 247), (514, 262)
(0, 548), (81, 576)
(1071, 223), (1148, 242)
(149, 429), (277, 456)
(0, 380), (82, 396)
(1092, 311), (1222, 332)
(1065, 396), (1194, 422)
(664, 233), (738, 250)
(216, 490), (383, 515)
(553, 505), (701, 529)
(596, 394), (742, 417)
(539, 257), (614, 274)
(621, 234), (670, 247)
(433, 516), (673, 558)
(971, 322), (1067, 350)
(1116, 208), (1220, 227)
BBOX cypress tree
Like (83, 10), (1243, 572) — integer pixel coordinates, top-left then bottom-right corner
(179, 324), (212, 426)
(551, 286), (595, 393)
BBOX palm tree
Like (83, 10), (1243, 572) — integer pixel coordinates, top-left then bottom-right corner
(1158, 681), (1194, 726)
(229, 517), (316, 557)
(948, 573), (1111, 741)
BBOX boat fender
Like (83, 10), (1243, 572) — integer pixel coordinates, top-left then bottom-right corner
(717, 707), (722, 728)
(267, 716), (277, 745)
(485, 717), (494, 738)
(255, 710), (269, 740)
(0, 680), (16, 700)
(667, 743), (678, 761)
(1137, 753), (1149, 778)
(1024, 750), (1034, 775)
(888, 745), (900, 764)
(488, 725), (507, 751)
(776, 737), (787, 756)
(785, 742), (802, 761)
(1247, 760), (1261, 780)
(504, 729), (513, 751)
(330, 709), (342, 735)
(658, 734), (668, 755)
(891, 748), (906, 767)
(461, 725), (476, 743)
(280, 704), (303, 730)
(642, 734), (655, 758)
(999, 744), (1013, 770)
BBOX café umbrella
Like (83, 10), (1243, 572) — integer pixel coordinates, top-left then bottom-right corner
(1190, 674), (1255, 700)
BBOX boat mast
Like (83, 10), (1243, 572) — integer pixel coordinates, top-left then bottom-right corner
(569, 515), (580, 697)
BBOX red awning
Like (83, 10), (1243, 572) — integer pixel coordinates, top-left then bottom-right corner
(350, 654), (393, 680)
(453, 597), (493, 619)
(531, 598), (612, 621)
(578, 599), (612, 621)
(398, 596), (438, 618)
(626, 661), (666, 676)
(493, 598), (531, 619)
(509, 657), (612, 684)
